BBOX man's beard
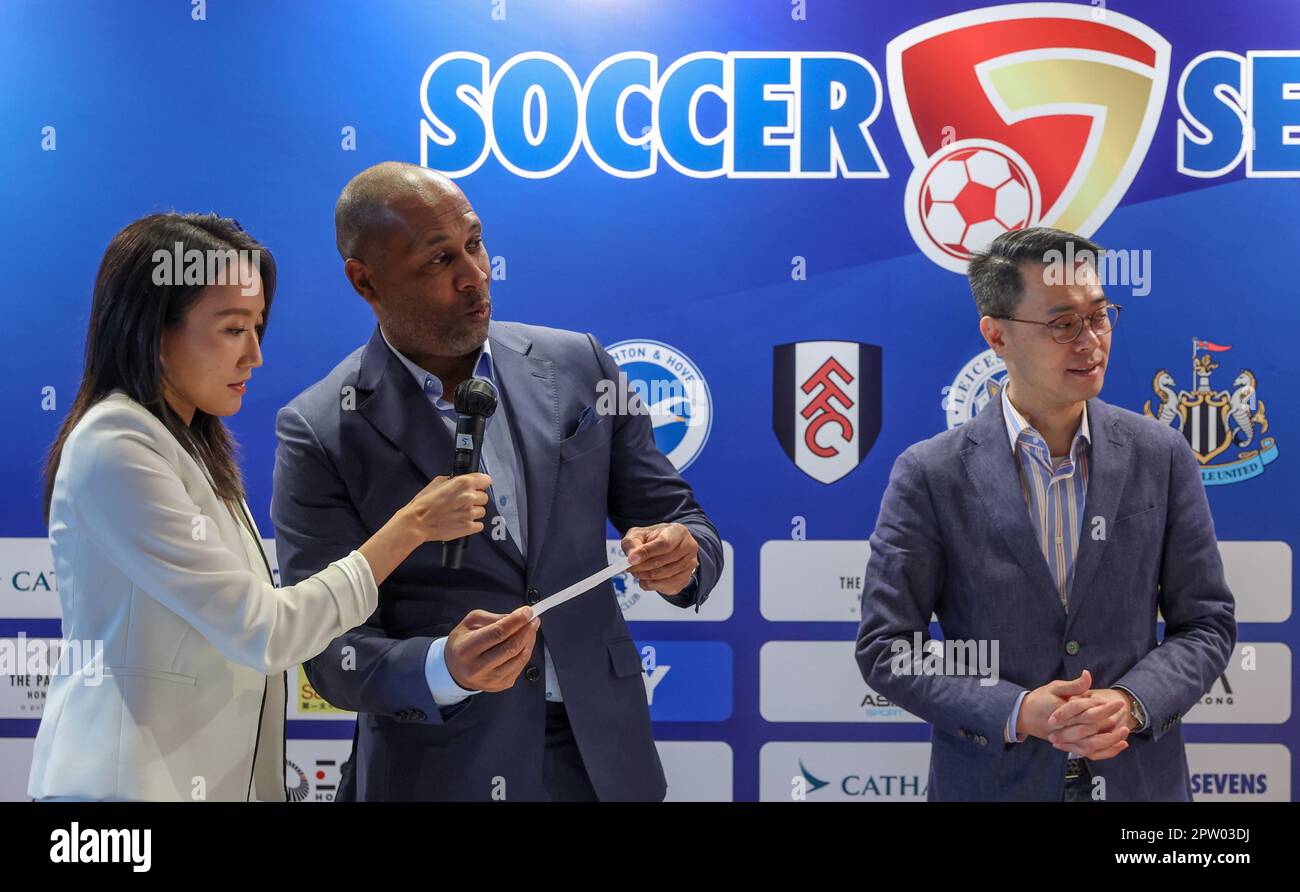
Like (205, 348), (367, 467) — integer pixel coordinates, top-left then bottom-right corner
(390, 293), (491, 358)
(431, 299), (491, 355)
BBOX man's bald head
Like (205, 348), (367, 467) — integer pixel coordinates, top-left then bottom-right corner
(334, 161), (466, 261)
(335, 161), (491, 364)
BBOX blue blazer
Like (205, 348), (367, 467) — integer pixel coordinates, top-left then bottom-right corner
(271, 321), (723, 801)
(855, 394), (1235, 801)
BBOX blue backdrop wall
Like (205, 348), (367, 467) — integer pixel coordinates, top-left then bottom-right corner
(1, 0), (1296, 801)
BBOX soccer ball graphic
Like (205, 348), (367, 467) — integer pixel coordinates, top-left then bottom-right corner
(916, 142), (1039, 262)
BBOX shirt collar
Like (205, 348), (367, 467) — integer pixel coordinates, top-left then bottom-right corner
(378, 325), (495, 408)
(1000, 381), (1091, 456)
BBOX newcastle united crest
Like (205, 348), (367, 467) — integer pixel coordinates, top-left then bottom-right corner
(1143, 339), (1279, 485)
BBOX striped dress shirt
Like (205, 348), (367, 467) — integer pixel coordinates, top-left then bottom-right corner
(997, 385), (1150, 746)
(1001, 383), (1087, 745)
(1000, 383), (1091, 607)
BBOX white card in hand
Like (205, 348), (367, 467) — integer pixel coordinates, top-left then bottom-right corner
(530, 556), (632, 618)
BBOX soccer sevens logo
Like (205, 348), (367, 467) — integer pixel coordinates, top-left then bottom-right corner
(888, 3), (1171, 273)
(773, 341), (882, 485)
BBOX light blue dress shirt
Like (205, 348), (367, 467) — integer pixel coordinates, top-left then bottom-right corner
(379, 328), (567, 707)
(998, 385), (1148, 743)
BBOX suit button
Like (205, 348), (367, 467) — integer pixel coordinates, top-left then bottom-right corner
(1065, 640), (1080, 656)
(976, 735), (988, 746)
(525, 665), (540, 682)
(527, 588), (540, 605)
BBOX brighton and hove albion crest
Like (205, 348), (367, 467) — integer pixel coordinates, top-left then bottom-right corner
(606, 339), (712, 471)
(773, 341), (881, 484)
(1143, 339), (1279, 485)
(888, 3), (1170, 272)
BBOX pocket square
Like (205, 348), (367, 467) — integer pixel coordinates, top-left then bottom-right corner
(569, 405), (596, 438)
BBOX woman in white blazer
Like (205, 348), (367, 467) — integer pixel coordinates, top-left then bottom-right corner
(29, 212), (494, 801)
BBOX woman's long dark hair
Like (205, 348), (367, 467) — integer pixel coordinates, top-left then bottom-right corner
(43, 212), (277, 521)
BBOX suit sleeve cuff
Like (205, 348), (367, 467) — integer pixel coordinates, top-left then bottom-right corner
(656, 569), (700, 609)
(1005, 690), (1030, 743)
(425, 637), (480, 706)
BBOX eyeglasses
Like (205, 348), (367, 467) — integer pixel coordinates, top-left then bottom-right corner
(994, 304), (1123, 344)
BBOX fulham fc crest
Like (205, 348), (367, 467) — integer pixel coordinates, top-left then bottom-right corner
(773, 341), (882, 484)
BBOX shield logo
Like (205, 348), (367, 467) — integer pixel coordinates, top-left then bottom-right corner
(887, 3), (1171, 272)
(773, 341), (881, 484)
(1142, 340), (1279, 485)
(1179, 390), (1233, 464)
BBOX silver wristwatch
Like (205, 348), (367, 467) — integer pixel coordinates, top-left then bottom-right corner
(1121, 689), (1146, 729)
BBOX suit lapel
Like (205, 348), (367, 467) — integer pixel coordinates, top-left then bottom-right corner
(232, 498), (275, 584)
(488, 323), (561, 582)
(355, 325), (525, 572)
(959, 391), (1064, 615)
(1064, 398), (1133, 627)
(136, 396), (266, 581)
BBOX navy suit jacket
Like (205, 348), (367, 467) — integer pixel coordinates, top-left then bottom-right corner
(271, 321), (723, 801)
(855, 394), (1235, 801)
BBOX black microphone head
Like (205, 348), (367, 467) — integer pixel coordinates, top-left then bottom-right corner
(454, 377), (498, 417)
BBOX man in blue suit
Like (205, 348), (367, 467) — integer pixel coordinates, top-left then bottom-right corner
(272, 162), (723, 801)
(856, 227), (1235, 801)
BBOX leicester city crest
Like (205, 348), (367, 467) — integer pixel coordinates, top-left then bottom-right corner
(943, 347), (1008, 429)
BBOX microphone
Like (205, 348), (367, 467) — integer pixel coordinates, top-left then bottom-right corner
(442, 377), (498, 569)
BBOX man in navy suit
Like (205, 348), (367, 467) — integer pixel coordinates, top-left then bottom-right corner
(856, 227), (1235, 801)
(272, 162), (723, 801)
